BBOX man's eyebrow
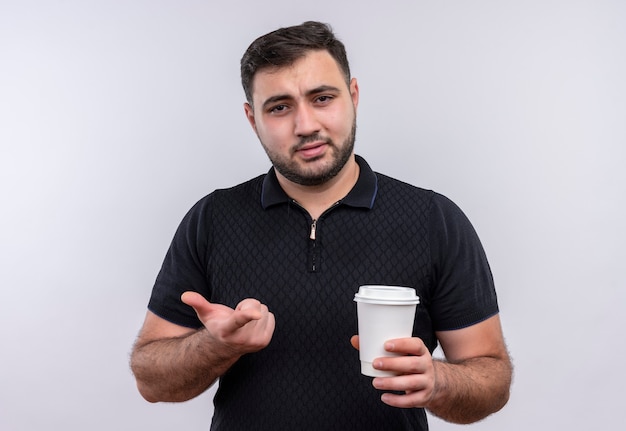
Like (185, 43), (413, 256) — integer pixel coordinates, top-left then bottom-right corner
(261, 94), (293, 111)
(306, 85), (342, 96)
(260, 85), (342, 111)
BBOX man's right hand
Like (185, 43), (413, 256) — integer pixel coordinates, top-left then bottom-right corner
(181, 291), (275, 355)
(131, 292), (275, 402)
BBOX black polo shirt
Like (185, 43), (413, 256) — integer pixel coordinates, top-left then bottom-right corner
(148, 155), (498, 430)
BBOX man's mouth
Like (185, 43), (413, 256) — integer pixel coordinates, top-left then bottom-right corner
(296, 142), (327, 159)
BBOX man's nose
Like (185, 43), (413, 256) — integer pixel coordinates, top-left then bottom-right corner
(293, 105), (321, 137)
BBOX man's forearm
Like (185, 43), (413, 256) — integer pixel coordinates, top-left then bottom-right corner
(426, 355), (513, 424)
(130, 328), (239, 403)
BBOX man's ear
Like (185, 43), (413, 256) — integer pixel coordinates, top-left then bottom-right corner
(244, 102), (257, 133)
(349, 78), (359, 111)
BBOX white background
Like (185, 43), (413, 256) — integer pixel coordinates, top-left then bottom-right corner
(1, 1), (625, 429)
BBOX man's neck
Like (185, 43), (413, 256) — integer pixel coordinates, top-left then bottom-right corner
(275, 155), (360, 220)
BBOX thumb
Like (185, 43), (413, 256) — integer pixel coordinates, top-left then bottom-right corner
(181, 291), (214, 316)
(350, 335), (360, 350)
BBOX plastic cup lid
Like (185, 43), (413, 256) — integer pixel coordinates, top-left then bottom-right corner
(354, 285), (420, 305)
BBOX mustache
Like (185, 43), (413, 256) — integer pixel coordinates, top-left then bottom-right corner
(295, 133), (333, 149)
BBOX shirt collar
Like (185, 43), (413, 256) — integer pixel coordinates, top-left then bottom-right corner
(261, 155), (378, 210)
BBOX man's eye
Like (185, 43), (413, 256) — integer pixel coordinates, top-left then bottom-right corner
(270, 104), (288, 113)
(316, 95), (333, 103)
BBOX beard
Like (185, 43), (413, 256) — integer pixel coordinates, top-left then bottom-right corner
(261, 120), (357, 186)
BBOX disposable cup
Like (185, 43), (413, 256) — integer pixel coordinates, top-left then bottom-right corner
(354, 285), (420, 377)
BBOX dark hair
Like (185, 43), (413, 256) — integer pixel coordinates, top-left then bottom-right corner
(240, 21), (351, 104)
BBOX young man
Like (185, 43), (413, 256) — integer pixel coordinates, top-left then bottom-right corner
(130, 21), (512, 430)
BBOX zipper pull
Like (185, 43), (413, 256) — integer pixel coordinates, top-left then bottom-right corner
(310, 219), (317, 240)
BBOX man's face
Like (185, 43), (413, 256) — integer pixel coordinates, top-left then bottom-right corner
(244, 50), (359, 186)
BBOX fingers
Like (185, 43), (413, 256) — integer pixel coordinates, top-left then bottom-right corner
(182, 293), (275, 350)
(226, 299), (275, 353)
(181, 292), (272, 335)
(228, 299), (268, 331)
(373, 337), (431, 375)
(379, 381), (434, 408)
(383, 337), (430, 356)
(370, 337), (436, 408)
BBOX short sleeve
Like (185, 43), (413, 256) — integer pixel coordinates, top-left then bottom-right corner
(428, 193), (499, 331)
(147, 195), (214, 329)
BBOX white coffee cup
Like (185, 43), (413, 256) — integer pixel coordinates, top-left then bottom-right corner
(354, 285), (420, 377)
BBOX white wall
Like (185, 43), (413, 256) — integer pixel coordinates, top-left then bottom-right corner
(1, 1), (624, 429)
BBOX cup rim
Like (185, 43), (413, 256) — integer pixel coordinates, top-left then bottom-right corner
(354, 285), (420, 305)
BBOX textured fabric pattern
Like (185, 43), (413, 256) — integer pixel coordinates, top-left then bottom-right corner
(148, 156), (498, 430)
